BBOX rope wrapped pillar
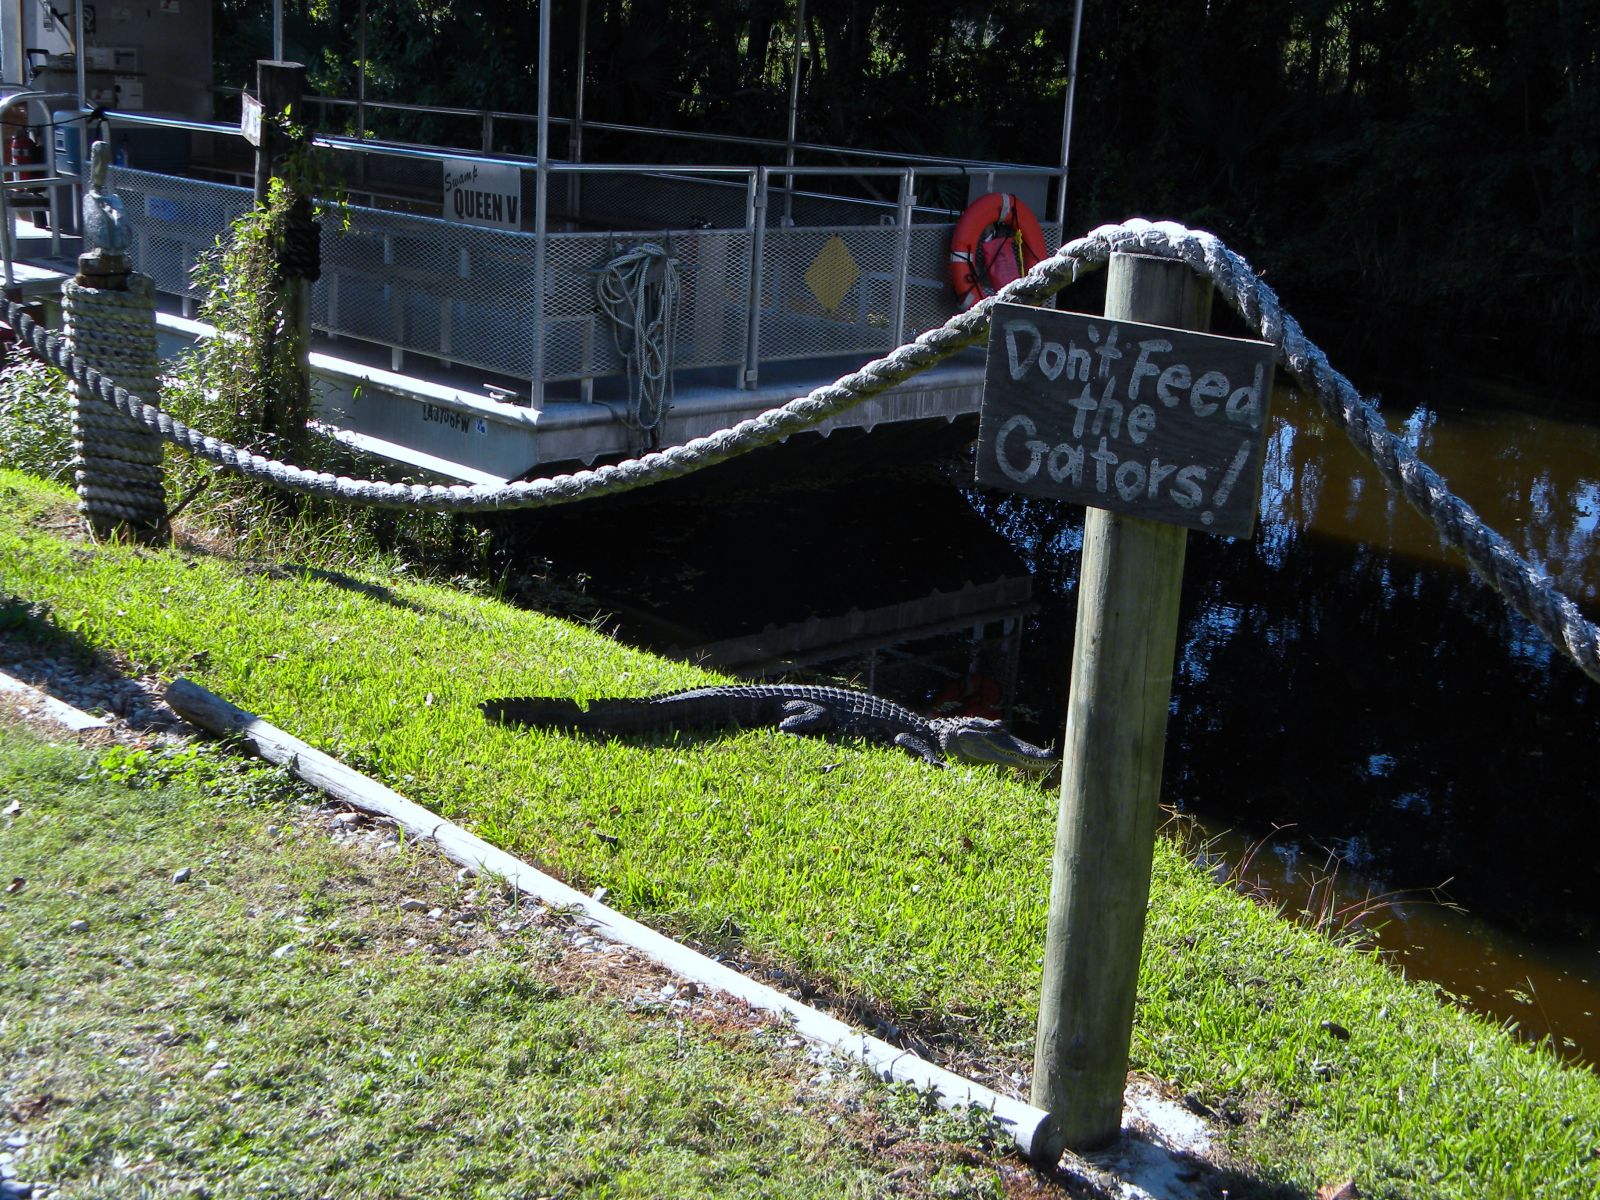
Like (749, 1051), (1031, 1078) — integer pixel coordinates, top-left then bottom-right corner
(64, 273), (165, 539)
(65, 139), (165, 541)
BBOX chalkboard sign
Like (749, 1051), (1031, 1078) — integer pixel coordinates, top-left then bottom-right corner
(976, 303), (1277, 538)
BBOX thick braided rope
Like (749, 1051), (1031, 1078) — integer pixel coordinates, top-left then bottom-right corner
(1089, 220), (1600, 683)
(0, 276), (1043, 514)
(63, 275), (165, 537)
(5, 217), (1597, 682)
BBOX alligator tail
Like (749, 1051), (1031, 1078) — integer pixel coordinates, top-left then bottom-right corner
(480, 695), (680, 734)
(480, 696), (594, 730)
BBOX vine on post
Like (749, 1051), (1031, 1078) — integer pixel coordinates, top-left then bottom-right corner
(162, 103), (348, 528)
(172, 101), (345, 443)
(159, 107), (478, 570)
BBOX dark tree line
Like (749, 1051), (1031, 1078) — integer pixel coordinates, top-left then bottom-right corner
(217, 0), (1600, 382)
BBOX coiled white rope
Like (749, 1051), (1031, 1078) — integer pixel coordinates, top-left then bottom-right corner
(594, 243), (680, 436)
(7, 217), (1599, 683)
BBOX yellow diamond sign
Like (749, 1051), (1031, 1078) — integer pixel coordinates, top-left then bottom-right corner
(804, 235), (860, 314)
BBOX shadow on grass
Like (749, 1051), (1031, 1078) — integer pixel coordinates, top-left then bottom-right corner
(0, 593), (99, 663)
(276, 561), (427, 612)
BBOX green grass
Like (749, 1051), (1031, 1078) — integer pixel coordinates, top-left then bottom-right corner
(0, 719), (1023, 1199)
(3, 468), (1599, 1198)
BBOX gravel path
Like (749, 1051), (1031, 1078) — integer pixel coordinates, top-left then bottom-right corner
(0, 631), (187, 739)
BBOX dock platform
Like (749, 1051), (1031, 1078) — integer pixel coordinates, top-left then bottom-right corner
(8, 136), (1060, 483)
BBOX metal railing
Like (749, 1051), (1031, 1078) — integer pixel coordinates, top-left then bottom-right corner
(303, 93), (1062, 173)
(12, 105), (1059, 407)
(0, 90), (99, 283)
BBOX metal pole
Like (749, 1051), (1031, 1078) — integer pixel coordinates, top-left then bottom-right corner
(357, 0), (368, 142)
(74, 1), (85, 111)
(782, 0), (806, 226)
(1055, 0), (1085, 228)
(889, 168), (912, 345)
(273, 0), (284, 60)
(530, 0), (551, 408)
(744, 167), (770, 389)
(569, 0), (588, 214)
(0, 136), (14, 288)
(349, 0), (368, 196)
(573, 0), (588, 162)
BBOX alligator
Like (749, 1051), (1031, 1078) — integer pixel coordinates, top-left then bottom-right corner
(480, 683), (1057, 773)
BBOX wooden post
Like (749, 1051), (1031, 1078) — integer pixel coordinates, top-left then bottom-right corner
(253, 60), (304, 204)
(252, 59), (314, 443)
(1029, 252), (1214, 1156)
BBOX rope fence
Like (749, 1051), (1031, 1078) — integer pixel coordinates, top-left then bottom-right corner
(7, 217), (1598, 684)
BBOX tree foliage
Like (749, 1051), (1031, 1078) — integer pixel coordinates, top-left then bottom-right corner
(215, 0), (1600, 378)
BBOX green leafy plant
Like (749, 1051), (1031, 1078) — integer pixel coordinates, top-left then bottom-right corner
(96, 742), (211, 789)
(166, 178), (323, 465)
(0, 344), (74, 481)
(164, 108), (346, 465)
(158, 138), (485, 577)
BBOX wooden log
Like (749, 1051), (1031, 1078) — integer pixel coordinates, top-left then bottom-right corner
(161, 676), (1056, 1158)
(1029, 252), (1214, 1157)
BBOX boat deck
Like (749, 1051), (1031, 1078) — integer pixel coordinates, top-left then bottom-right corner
(6, 147), (1048, 482)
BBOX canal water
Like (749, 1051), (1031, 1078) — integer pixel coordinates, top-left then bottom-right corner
(493, 368), (1600, 1062)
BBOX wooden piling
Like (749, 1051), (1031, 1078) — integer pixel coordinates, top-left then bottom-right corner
(253, 60), (304, 205)
(1029, 252), (1214, 1157)
(252, 59), (314, 442)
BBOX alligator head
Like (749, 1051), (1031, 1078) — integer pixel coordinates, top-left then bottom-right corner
(930, 717), (1057, 774)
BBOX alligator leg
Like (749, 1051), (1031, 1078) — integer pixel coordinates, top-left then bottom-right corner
(776, 700), (835, 736)
(893, 732), (946, 768)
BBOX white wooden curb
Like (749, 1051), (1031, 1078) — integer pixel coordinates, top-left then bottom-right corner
(0, 668), (112, 731)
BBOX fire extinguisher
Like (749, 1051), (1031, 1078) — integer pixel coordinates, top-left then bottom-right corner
(7, 125), (44, 179)
(5, 124), (46, 225)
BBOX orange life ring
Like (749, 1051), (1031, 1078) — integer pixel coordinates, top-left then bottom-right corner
(948, 192), (1047, 310)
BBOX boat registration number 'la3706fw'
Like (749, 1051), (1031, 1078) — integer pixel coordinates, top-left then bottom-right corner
(975, 302), (1278, 539)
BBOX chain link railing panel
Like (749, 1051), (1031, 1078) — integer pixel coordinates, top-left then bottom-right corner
(753, 224), (903, 364)
(903, 223), (958, 342)
(542, 234), (625, 382)
(313, 203), (544, 379)
(103, 166), (1047, 391)
(109, 168), (254, 300)
(541, 228), (753, 382)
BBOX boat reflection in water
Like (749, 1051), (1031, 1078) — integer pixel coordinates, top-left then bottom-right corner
(494, 425), (1039, 728)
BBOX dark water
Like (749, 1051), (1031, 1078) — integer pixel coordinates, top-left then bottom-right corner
(493, 376), (1600, 1061)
